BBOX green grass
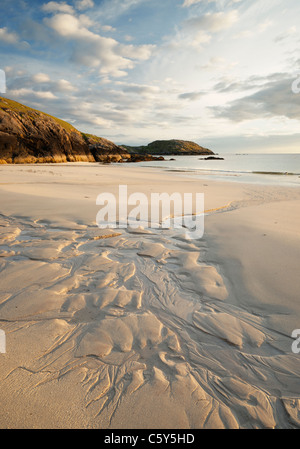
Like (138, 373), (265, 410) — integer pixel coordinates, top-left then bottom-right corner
(81, 133), (106, 142)
(0, 96), (77, 133)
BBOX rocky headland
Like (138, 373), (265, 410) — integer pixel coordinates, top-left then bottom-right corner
(121, 139), (214, 156)
(0, 97), (214, 164)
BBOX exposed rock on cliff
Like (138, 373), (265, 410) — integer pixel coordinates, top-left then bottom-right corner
(0, 97), (128, 164)
(82, 133), (131, 163)
(0, 97), (214, 164)
(126, 154), (165, 162)
(0, 97), (94, 164)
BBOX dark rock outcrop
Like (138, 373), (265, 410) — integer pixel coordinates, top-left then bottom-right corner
(201, 156), (224, 160)
(126, 154), (165, 163)
(0, 97), (95, 164)
(0, 97), (215, 164)
(122, 139), (214, 156)
(0, 97), (129, 164)
(82, 133), (131, 163)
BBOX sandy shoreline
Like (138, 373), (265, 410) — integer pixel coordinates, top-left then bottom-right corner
(0, 163), (300, 429)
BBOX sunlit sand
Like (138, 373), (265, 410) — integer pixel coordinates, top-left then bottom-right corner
(0, 163), (300, 428)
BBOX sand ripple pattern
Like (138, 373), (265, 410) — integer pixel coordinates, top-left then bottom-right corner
(0, 213), (299, 428)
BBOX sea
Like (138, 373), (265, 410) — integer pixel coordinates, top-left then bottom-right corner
(121, 153), (300, 187)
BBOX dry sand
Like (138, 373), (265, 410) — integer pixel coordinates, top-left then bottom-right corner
(0, 163), (299, 429)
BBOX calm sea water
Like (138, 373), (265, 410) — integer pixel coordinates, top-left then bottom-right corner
(122, 153), (300, 186)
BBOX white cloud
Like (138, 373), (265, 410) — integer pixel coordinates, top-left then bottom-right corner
(124, 35), (134, 42)
(117, 43), (156, 61)
(9, 88), (57, 100)
(190, 31), (211, 47)
(35, 90), (57, 99)
(42, 1), (74, 14)
(9, 70), (78, 97)
(0, 27), (19, 45)
(101, 25), (116, 33)
(0, 27), (29, 50)
(44, 13), (92, 38)
(78, 14), (94, 28)
(75, 0), (94, 10)
(32, 73), (51, 83)
(44, 13), (155, 77)
(90, 116), (114, 128)
(54, 79), (77, 92)
(3, 0), (299, 150)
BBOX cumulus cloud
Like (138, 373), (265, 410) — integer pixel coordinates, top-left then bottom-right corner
(3, 0), (298, 147)
(0, 27), (29, 50)
(42, 1), (74, 14)
(101, 25), (116, 33)
(0, 27), (19, 44)
(117, 43), (156, 61)
(44, 12), (155, 77)
(54, 79), (78, 92)
(44, 13), (92, 38)
(32, 73), (51, 83)
(8, 70), (78, 99)
(75, 0), (94, 11)
(9, 87), (57, 100)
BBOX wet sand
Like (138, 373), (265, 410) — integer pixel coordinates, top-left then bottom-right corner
(0, 163), (300, 429)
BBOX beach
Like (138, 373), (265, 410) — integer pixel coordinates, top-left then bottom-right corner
(0, 163), (300, 429)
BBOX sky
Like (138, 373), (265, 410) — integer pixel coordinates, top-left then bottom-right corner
(0, 0), (300, 153)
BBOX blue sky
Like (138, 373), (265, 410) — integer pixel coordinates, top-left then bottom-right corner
(0, 0), (300, 153)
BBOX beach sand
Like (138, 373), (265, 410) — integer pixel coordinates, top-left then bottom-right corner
(0, 163), (300, 429)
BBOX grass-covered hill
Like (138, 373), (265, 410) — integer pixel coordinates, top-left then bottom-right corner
(0, 97), (214, 164)
(0, 97), (128, 164)
(121, 139), (214, 156)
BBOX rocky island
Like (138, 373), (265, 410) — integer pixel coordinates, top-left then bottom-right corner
(122, 140), (214, 156)
(0, 97), (214, 164)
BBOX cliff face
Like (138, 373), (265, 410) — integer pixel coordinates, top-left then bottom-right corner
(0, 97), (214, 164)
(82, 133), (130, 163)
(122, 139), (214, 155)
(0, 97), (94, 164)
(0, 97), (129, 164)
